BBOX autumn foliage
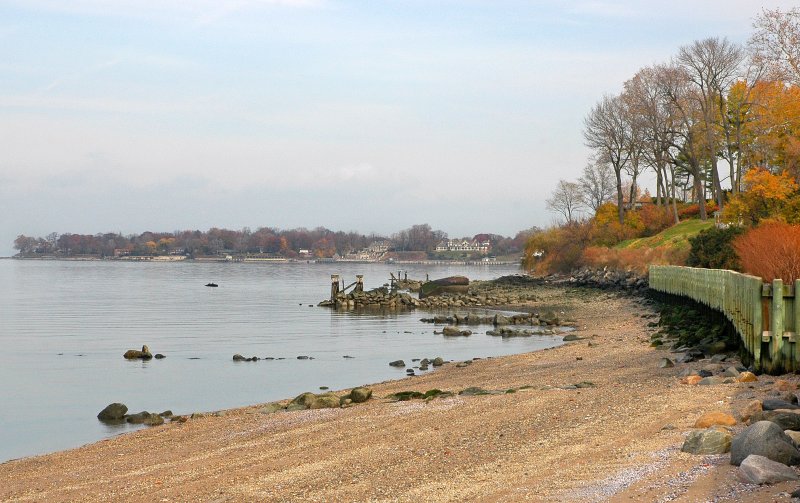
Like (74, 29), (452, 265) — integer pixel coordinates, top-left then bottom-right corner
(582, 245), (689, 275)
(723, 168), (799, 225)
(734, 221), (800, 283)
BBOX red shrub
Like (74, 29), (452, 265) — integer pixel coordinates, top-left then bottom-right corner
(734, 221), (800, 283)
(677, 202), (718, 220)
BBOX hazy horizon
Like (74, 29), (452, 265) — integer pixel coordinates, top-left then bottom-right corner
(2, 0), (797, 256)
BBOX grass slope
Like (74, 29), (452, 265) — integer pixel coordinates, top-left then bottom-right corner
(616, 219), (714, 251)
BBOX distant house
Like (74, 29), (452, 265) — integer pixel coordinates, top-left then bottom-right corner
(436, 239), (491, 254)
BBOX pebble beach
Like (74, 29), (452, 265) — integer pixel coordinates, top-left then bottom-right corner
(2, 284), (798, 502)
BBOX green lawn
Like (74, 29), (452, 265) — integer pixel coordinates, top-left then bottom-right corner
(616, 219), (714, 251)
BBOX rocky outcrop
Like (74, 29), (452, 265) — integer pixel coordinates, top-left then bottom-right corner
(568, 267), (648, 292)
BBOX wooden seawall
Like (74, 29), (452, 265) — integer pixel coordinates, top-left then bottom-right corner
(649, 265), (800, 374)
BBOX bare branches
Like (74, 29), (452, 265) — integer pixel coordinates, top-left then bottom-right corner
(546, 180), (585, 224)
(750, 7), (800, 85)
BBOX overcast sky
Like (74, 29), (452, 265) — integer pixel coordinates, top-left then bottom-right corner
(1, 0), (797, 256)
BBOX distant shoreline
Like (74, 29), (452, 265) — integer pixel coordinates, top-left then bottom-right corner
(8, 256), (520, 266)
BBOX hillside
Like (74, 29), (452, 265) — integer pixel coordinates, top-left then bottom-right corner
(616, 219), (714, 252)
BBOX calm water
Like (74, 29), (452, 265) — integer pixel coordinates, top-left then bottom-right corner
(0, 260), (560, 462)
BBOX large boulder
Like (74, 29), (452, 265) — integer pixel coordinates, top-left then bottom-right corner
(763, 399), (800, 411)
(751, 411), (800, 431)
(291, 392), (317, 407)
(731, 421), (800, 466)
(738, 454), (800, 484)
(348, 387), (372, 403)
(308, 393), (341, 409)
(681, 428), (732, 455)
(97, 403), (128, 421)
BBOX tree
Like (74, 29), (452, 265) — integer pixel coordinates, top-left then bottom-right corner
(577, 161), (616, 212)
(676, 37), (745, 209)
(750, 7), (800, 86)
(546, 180), (584, 223)
(13, 235), (37, 254)
(623, 65), (681, 222)
(584, 94), (631, 224)
(656, 63), (710, 220)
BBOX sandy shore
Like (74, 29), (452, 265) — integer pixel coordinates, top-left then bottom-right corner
(2, 285), (798, 502)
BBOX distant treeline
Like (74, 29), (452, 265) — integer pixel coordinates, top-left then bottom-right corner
(13, 224), (537, 259)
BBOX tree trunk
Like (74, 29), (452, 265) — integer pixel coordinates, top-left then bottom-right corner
(615, 169), (624, 225)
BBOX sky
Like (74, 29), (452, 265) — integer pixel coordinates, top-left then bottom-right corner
(1, 0), (798, 256)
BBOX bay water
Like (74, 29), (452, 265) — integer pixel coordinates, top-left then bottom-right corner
(0, 260), (561, 462)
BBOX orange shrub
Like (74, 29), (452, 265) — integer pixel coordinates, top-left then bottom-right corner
(523, 222), (592, 274)
(582, 245), (689, 275)
(592, 203), (644, 246)
(677, 202), (718, 220)
(734, 221), (800, 283)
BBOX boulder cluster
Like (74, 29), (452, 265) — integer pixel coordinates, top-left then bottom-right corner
(681, 389), (800, 486)
(420, 311), (565, 327)
(96, 403), (174, 426)
(566, 267), (648, 292)
(261, 387), (374, 413)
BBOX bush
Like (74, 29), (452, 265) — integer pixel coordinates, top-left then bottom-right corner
(638, 204), (674, 236)
(734, 221), (800, 282)
(582, 245), (689, 275)
(591, 203), (645, 246)
(686, 226), (745, 270)
(677, 202), (718, 220)
(523, 222), (592, 274)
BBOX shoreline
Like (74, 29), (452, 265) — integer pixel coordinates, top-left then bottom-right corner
(6, 256), (520, 266)
(1, 284), (794, 502)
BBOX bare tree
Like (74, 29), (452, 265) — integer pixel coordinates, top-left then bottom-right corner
(624, 65), (681, 223)
(676, 37), (745, 210)
(546, 180), (585, 224)
(583, 94), (631, 224)
(577, 160), (615, 212)
(656, 63), (710, 220)
(750, 7), (800, 85)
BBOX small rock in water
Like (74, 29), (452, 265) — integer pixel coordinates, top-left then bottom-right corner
(154, 353), (166, 359)
(297, 355), (310, 360)
(389, 360), (406, 367)
(232, 354), (247, 362)
(343, 355), (355, 359)
(319, 386), (329, 390)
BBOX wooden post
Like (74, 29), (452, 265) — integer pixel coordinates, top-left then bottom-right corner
(771, 278), (784, 373)
(795, 279), (800, 366)
(752, 276), (763, 372)
(355, 275), (364, 293)
(330, 275), (340, 301)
